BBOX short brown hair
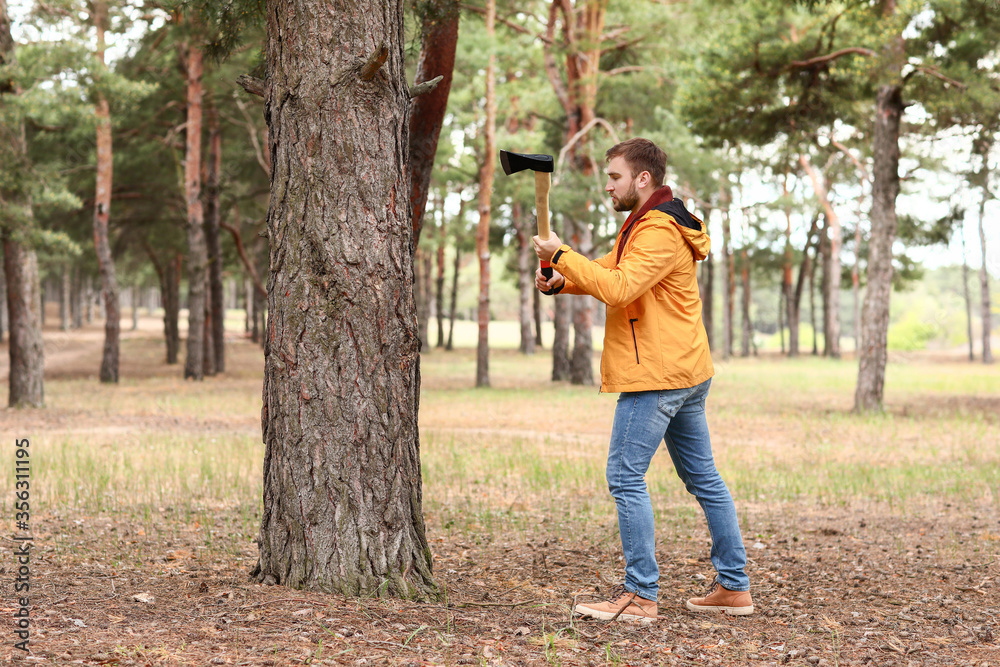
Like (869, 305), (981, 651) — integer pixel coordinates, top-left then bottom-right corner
(605, 138), (666, 187)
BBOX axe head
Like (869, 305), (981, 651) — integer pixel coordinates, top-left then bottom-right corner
(499, 150), (554, 175)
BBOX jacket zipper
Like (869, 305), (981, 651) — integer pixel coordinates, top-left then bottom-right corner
(629, 318), (640, 364)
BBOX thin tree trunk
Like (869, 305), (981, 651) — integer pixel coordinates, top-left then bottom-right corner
(0, 249), (6, 343)
(791, 213), (820, 357)
(3, 235), (45, 407)
(245, 277), (252, 334)
(513, 202), (535, 355)
(533, 286), (543, 348)
(778, 286), (785, 354)
(782, 175), (793, 356)
(979, 190), (993, 364)
(819, 215), (832, 357)
(721, 200), (734, 360)
(853, 221), (862, 354)
(205, 98), (225, 373)
(801, 155), (842, 358)
(415, 247), (431, 351)
(131, 285), (139, 331)
(740, 247), (752, 357)
(810, 245), (819, 356)
(202, 274), (215, 376)
(700, 249), (714, 350)
(961, 225), (974, 362)
(71, 267), (82, 329)
(183, 40), (207, 380)
(60, 265), (70, 331)
(474, 0), (496, 388)
(855, 83), (903, 411)
(435, 209), (446, 348)
(92, 0), (119, 383)
(253, 0), (436, 600)
(408, 0), (459, 246)
(570, 219), (594, 385)
(447, 242), (459, 351)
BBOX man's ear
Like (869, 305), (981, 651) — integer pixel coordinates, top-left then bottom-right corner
(637, 170), (652, 189)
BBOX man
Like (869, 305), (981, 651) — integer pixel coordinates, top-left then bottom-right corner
(532, 138), (752, 623)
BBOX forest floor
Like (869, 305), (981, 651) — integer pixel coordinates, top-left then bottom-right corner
(0, 317), (998, 666)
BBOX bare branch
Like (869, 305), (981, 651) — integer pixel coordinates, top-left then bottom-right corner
(410, 75), (443, 98)
(604, 66), (646, 77)
(236, 74), (265, 98)
(905, 64), (968, 90)
(790, 47), (876, 69)
(829, 137), (871, 185)
(360, 42), (388, 81)
(221, 218), (267, 299)
(554, 117), (620, 184)
(460, 3), (553, 44)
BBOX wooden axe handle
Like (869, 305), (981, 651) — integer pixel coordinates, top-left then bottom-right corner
(535, 171), (551, 240)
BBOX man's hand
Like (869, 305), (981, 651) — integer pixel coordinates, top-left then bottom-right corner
(532, 232), (563, 262)
(536, 267), (565, 293)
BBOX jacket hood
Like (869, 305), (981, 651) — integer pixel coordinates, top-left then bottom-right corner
(653, 199), (711, 261)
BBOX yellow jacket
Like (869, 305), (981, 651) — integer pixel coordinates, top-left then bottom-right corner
(550, 194), (713, 393)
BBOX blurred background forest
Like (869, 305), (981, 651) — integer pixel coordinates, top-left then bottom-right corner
(1, 0), (997, 397)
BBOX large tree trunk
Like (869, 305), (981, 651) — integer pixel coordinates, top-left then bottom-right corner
(474, 0), (496, 388)
(979, 190), (993, 364)
(855, 84), (903, 411)
(408, 0), (459, 246)
(205, 99), (225, 373)
(513, 202), (535, 355)
(3, 235), (44, 408)
(253, 0), (437, 600)
(183, 41), (207, 380)
(93, 1), (120, 383)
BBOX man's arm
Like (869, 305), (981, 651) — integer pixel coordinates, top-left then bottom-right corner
(550, 221), (681, 307)
(536, 246), (617, 295)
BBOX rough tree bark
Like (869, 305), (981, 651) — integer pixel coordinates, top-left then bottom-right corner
(93, 0), (120, 383)
(183, 40), (207, 380)
(205, 98), (225, 373)
(475, 0), (496, 388)
(408, 0), (459, 246)
(252, 0), (437, 600)
(854, 84), (903, 411)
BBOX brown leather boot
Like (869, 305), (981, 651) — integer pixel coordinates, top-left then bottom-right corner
(574, 584), (658, 623)
(685, 579), (754, 615)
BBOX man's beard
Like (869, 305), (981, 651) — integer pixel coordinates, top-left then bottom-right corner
(612, 182), (639, 212)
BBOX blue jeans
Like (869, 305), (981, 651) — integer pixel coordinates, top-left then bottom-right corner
(606, 378), (748, 601)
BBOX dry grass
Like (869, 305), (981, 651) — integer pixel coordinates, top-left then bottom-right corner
(0, 319), (998, 665)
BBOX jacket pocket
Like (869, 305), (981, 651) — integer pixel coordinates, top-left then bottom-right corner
(629, 318), (640, 364)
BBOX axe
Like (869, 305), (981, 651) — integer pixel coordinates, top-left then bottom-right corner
(499, 150), (555, 280)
